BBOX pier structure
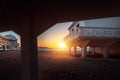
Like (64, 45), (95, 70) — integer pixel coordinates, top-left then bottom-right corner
(0, 34), (18, 51)
(64, 17), (120, 58)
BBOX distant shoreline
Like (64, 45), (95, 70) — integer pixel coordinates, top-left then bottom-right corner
(38, 47), (68, 51)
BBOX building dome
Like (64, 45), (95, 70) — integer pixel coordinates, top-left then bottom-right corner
(4, 34), (17, 40)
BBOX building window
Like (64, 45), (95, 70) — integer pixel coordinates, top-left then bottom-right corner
(76, 24), (79, 28)
(72, 28), (74, 31)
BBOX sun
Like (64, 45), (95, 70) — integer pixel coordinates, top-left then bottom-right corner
(59, 41), (67, 48)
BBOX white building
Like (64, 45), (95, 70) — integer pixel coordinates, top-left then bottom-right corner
(64, 17), (120, 58)
(67, 17), (120, 40)
(0, 34), (18, 51)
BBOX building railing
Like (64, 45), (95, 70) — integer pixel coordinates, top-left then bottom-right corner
(0, 38), (17, 46)
(64, 26), (120, 41)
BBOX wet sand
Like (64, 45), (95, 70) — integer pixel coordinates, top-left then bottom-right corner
(0, 51), (120, 80)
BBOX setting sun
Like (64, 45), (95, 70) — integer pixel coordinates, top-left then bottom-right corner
(37, 22), (72, 48)
(59, 41), (67, 48)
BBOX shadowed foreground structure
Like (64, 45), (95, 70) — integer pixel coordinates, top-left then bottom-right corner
(1, 51), (120, 80)
(0, 1), (120, 80)
(38, 51), (120, 80)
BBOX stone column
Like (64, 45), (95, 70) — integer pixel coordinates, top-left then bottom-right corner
(3, 45), (7, 51)
(5, 45), (7, 51)
(69, 46), (71, 55)
(2, 46), (5, 51)
(74, 46), (77, 56)
(103, 47), (109, 58)
(81, 46), (86, 58)
(78, 46), (81, 55)
(92, 47), (95, 55)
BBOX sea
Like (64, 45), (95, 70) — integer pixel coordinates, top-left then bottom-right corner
(38, 48), (68, 52)
(38, 47), (82, 52)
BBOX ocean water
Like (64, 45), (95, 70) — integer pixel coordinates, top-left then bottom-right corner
(38, 48), (82, 52)
(38, 48), (68, 51)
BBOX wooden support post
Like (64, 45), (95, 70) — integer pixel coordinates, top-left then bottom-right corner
(69, 46), (71, 55)
(92, 47), (95, 55)
(81, 47), (86, 58)
(3, 45), (7, 51)
(21, 15), (39, 80)
(21, 33), (38, 80)
(103, 47), (109, 58)
(74, 46), (77, 56)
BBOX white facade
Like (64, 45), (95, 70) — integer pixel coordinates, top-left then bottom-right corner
(80, 17), (120, 28)
(0, 34), (18, 51)
(68, 17), (120, 40)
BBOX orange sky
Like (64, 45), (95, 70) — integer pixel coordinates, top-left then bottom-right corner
(37, 22), (72, 48)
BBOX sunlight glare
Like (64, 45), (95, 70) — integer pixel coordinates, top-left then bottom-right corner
(59, 41), (67, 48)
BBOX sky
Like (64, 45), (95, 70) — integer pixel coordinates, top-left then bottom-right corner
(0, 17), (119, 49)
(37, 22), (73, 48)
(0, 22), (72, 48)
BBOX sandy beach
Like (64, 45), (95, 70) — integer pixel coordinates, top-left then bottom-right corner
(0, 50), (120, 80)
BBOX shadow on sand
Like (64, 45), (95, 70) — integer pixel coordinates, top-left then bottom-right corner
(0, 51), (120, 80)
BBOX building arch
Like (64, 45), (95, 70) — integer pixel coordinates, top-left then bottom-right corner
(109, 40), (120, 56)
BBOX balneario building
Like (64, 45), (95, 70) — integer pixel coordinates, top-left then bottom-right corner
(0, 34), (18, 51)
(64, 17), (120, 58)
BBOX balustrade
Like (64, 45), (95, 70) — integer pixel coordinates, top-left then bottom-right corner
(64, 26), (120, 41)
